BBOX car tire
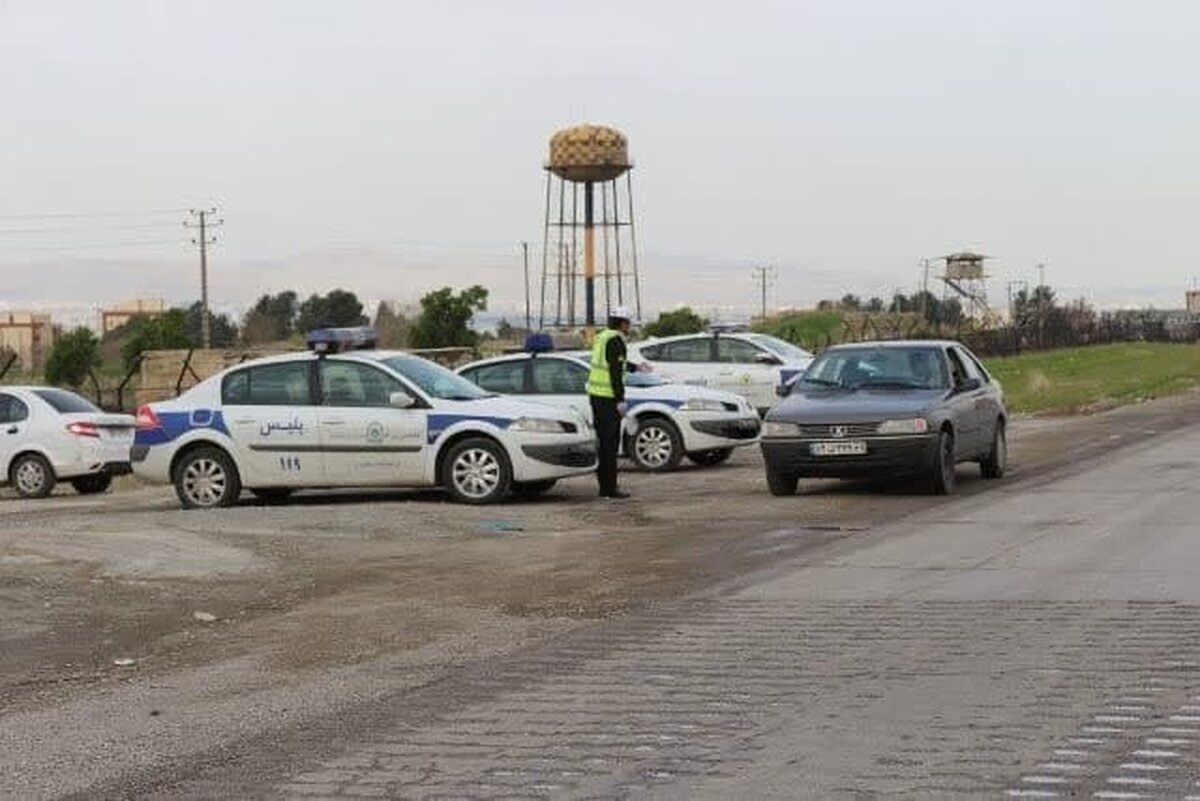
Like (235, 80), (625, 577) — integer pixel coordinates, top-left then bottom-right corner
(174, 446), (241, 509)
(766, 466), (799, 497)
(929, 430), (957, 496)
(627, 417), (684, 472)
(10, 453), (56, 499)
(511, 479), (557, 498)
(71, 473), (113, 495)
(249, 487), (295, 502)
(980, 420), (1007, 480)
(686, 448), (734, 467)
(442, 437), (512, 504)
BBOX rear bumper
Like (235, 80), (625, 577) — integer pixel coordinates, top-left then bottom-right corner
(761, 434), (938, 478)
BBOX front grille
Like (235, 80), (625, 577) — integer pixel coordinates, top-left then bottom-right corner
(691, 418), (761, 440)
(521, 443), (597, 468)
(795, 422), (881, 438)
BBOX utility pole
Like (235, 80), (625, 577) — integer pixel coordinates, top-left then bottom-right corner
(184, 208), (222, 349)
(521, 241), (532, 332)
(752, 266), (775, 321)
(1037, 262), (1046, 289)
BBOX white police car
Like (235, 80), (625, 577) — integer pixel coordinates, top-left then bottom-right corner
(132, 329), (597, 508)
(628, 328), (814, 414)
(458, 337), (760, 471)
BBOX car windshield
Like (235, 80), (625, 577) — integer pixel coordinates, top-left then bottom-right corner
(801, 346), (949, 391)
(748, 334), (813, 363)
(33, 388), (102, 413)
(382, 356), (492, 401)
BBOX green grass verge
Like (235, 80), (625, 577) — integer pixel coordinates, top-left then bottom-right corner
(985, 343), (1200, 415)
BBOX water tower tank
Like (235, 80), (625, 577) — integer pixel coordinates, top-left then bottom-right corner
(547, 124), (631, 183)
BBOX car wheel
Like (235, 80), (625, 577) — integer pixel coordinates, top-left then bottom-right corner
(511, 479), (557, 498)
(766, 466), (798, 497)
(249, 488), (295, 502)
(11, 453), (55, 499)
(980, 420), (1007, 480)
(71, 473), (113, 495)
(174, 447), (241, 509)
(628, 417), (684, 472)
(929, 430), (957, 496)
(686, 448), (734, 467)
(443, 437), (512, 504)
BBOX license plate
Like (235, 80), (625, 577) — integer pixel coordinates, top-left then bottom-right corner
(810, 440), (867, 456)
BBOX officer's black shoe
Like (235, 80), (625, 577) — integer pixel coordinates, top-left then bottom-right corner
(601, 490), (631, 500)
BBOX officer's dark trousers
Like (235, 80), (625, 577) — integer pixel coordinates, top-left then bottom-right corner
(589, 395), (621, 496)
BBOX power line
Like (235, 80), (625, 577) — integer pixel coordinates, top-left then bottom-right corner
(184, 208), (223, 349)
(0, 221), (185, 235)
(0, 208), (189, 221)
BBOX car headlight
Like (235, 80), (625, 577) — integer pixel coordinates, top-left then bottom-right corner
(680, 398), (726, 412)
(762, 421), (801, 438)
(877, 418), (930, 435)
(510, 417), (573, 434)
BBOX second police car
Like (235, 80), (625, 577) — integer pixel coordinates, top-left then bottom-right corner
(132, 329), (597, 508)
(458, 336), (761, 471)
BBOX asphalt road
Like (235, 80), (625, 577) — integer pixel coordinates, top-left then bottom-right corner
(211, 425), (1200, 799)
(3, 397), (1200, 799)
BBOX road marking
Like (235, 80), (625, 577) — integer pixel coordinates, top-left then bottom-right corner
(1054, 749), (1091, 757)
(1093, 793), (1149, 800)
(1146, 737), (1191, 746)
(1119, 763), (1169, 771)
(1006, 791), (1059, 798)
(1083, 726), (1125, 734)
(1095, 715), (1142, 723)
(1155, 727), (1200, 735)
(1023, 776), (1071, 784)
(1110, 706), (1151, 713)
(1170, 715), (1200, 723)
(1107, 777), (1158, 785)
(1132, 749), (1180, 758)
(1071, 737), (1108, 745)
(1039, 763), (1085, 771)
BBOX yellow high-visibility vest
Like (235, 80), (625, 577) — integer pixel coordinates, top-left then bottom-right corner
(586, 328), (624, 398)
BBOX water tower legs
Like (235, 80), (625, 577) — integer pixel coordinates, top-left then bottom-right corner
(584, 181), (596, 328)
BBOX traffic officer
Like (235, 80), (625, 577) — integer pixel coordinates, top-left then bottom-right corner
(586, 306), (648, 499)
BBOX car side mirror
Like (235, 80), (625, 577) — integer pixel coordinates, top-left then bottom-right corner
(754, 352), (782, 366)
(389, 390), (416, 409)
(776, 382), (792, 398)
(956, 378), (982, 394)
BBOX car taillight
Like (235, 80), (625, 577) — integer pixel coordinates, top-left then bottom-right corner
(67, 421), (101, 438)
(136, 405), (162, 431)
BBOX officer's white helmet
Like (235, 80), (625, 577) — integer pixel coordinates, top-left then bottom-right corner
(609, 306), (634, 323)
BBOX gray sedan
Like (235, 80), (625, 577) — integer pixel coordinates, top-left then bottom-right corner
(760, 340), (1007, 496)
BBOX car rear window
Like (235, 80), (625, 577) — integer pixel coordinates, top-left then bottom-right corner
(33, 389), (101, 414)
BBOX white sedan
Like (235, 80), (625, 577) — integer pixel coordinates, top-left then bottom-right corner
(459, 351), (761, 471)
(628, 330), (814, 414)
(132, 337), (598, 508)
(0, 386), (136, 498)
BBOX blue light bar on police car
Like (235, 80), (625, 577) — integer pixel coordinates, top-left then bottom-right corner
(306, 327), (379, 353)
(524, 333), (555, 354)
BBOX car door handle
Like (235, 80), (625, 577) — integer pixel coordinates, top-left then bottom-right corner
(5, 426), (16, 435)
(322, 420), (346, 426)
(233, 418), (255, 425)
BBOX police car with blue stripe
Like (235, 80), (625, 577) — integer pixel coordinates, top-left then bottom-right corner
(458, 335), (761, 471)
(132, 329), (597, 508)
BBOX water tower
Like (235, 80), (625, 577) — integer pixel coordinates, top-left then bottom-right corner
(539, 124), (642, 330)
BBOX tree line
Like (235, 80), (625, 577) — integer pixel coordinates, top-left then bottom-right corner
(43, 285), (491, 388)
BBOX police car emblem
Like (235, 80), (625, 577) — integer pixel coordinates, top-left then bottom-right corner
(365, 421), (387, 444)
(830, 425), (848, 438)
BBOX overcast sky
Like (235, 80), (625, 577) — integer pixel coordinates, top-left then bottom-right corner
(2, 0), (1199, 323)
